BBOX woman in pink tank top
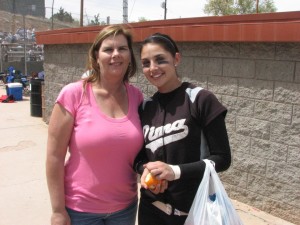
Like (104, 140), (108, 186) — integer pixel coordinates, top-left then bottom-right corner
(46, 25), (144, 225)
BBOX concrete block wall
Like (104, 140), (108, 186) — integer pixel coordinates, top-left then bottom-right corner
(42, 42), (300, 224)
(42, 44), (90, 122)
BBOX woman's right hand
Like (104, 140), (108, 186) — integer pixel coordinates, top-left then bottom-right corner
(141, 166), (168, 194)
(51, 210), (71, 225)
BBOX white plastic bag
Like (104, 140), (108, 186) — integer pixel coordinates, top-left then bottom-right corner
(184, 159), (244, 225)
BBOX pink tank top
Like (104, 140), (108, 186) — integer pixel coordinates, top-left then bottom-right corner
(56, 81), (144, 213)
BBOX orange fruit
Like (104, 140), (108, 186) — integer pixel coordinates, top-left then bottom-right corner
(145, 173), (161, 189)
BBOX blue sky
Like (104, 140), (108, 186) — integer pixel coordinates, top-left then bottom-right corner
(44, 0), (300, 24)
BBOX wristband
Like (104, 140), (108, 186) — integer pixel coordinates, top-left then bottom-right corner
(169, 165), (181, 180)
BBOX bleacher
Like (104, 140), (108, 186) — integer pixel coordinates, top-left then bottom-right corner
(2, 43), (44, 62)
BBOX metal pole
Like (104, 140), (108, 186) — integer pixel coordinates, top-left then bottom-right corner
(80, 0), (84, 26)
(12, 0), (16, 33)
(0, 44), (2, 72)
(23, 15), (27, 76)
(123, 0), (128, 23)
(164, 0), (167, 20)
(51, 0), (54, 29)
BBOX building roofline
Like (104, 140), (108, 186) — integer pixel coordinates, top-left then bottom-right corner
(36, 11), (300, 44)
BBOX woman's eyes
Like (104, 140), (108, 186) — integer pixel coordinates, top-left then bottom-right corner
(142, 61), (150, 68)
(116, 47), (128, 52)
(155, 56), (169, 64)
(102, 47), (128, 52)
(158, 59), (168, 64)
(142, 58), (169, 68)
(101, 47), (112, 52)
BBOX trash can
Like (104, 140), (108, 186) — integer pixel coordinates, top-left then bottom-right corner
(30, 79), (43, 117)
(41, 81), (46, 121)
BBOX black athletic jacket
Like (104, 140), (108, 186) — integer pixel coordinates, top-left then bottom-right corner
(134, 82), (231, 213)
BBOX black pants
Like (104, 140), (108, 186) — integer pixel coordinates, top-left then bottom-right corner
(138, 199), (187, 225)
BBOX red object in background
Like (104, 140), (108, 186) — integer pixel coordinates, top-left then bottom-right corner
(0, 95), (15, 103)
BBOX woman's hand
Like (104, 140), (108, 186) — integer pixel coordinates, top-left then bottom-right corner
(51, 210), (71, 225)
(145, 161), (176, 181)
(140, 161), (177, 194)
(141, 165), (168, 194)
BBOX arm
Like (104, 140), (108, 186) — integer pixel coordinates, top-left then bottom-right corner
(204, 114), (231, 172)
(133, 102), (149, 175)
(133, 146), (148, 175)
(46, 103), (74, 225)
(179, 114), (231, 180)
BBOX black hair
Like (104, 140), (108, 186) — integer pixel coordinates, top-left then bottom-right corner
(140, 33), (179, 57)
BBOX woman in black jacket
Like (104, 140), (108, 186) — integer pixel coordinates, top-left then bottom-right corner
(134, 33), (231, 225)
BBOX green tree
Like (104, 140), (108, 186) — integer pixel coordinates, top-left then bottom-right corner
(204, 0), (276, 16)
(138, 17), (148, 22)
(90, 14), (100, 25)
(51, 7), (74, 23)
(204, 0), (235, 16)
(88, 14), (107, 26)
(258, 0), (277, 13)
(235, 0), (256, 14)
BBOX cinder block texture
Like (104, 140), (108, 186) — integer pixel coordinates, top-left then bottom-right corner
(43, 42), (300, 224)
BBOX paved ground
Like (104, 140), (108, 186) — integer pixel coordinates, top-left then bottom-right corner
(0, 85), (296, 225)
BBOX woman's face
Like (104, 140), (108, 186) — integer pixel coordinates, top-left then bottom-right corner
(141, 43), (180, 93)
(97, 34), (130, 81)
